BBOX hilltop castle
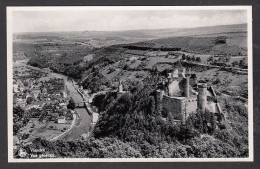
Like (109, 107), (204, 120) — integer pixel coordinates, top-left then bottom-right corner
(156, 61), (222, 123)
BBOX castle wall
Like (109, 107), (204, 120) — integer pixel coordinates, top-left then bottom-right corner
(162, 95), (197, 121)
(163, 95), (184, 120)
(185, 97), (198, 117)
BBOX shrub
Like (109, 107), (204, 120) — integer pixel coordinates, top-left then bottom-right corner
(182, 54), (186, 60)
(232, 61), (239, 67)
(26, 97), (33, 104)
(108, 67), (116, 74)
(239, 59), (246, 68)
(67, 98), (76, 110)
(22, 133), (30, 140)
(214, 129), (231, 143)
(191, 55), (196, 62)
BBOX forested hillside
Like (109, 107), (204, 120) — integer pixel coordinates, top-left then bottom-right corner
(23, 74), (248, 158)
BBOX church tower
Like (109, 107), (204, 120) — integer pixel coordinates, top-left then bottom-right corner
(118, 80), (123, 93)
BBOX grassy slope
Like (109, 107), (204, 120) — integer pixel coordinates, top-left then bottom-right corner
(127, 34), (246, 55)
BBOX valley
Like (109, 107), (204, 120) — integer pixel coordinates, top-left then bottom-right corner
(13, 23), (249, 158)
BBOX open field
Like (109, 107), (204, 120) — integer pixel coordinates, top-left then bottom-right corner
(127, 34), (247, 56)
(194, 68), (248, 98)
(19, 118), (71, 144)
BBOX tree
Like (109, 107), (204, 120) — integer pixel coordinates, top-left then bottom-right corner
(13, 106), (25, 122)
(182, 54), (186, 60)
(191, 55), (196, 62)
(38, 115), (44, 122)
(66, 111), (73, 120)
(13, 106), (29, 135)
(196, 57), (201, 63)
(123, 64), (129, 70)
(128, 80), (144, 94)
(187, 56), (191, 61)
(46, 116), (52, 122)
(208, 56), (213, 62)
(226, 56), (231, 62)
(24, 81), (29, 86)
(239, 59), (246, 68)
(148, 96), (156, 115)
(13, 124), (20, 135)
(67, 98), (76, 110)
(22, 133), (30, 140)
(232, 61), (238, 67)
(26, 96), (34, 104)
(108, 67), (116, 74)
(213, 78), (221, 85)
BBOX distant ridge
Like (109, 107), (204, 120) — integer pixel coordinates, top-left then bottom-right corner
(14, 23), (246, 37)
(82, 23), (246, 33)
(77, 24), (247, 42)
(14, 24), (247, 48)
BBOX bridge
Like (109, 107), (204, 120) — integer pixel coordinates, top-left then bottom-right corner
(74, 100), (94, 116)
(75, 101), (87, 108)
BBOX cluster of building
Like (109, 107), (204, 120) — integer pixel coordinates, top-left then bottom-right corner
(13, 68), (70, 123)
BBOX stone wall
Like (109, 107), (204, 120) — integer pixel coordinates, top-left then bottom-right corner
(185, 97), (198, 117)
(162, 95), (185, 120)
(162, 95), (197, 121)
(197, 83), (207, 111)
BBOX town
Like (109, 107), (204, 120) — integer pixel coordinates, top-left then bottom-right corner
(13, 61), (99, 155)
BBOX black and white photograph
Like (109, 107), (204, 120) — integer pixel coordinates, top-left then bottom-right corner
(7, 6), (253, 162)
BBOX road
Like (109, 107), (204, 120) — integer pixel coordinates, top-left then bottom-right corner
(50, 114), (77, 141)
(14, 60), (92, 141)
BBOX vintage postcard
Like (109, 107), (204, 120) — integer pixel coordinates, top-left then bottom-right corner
(7, 6), (253, 162)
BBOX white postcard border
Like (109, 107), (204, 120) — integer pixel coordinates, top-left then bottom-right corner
(7, 6), (253, 162)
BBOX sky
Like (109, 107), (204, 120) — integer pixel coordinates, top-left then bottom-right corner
(12, 8), (248, 33)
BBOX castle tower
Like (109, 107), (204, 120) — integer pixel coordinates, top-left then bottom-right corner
(156, 90), (164, 103)
(177, 58), (185, 77)
(197, 83), (207, 112)
(167, 74), (179, 97)
(184, 69), (191, 98)
(118, 80), (123, 93)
